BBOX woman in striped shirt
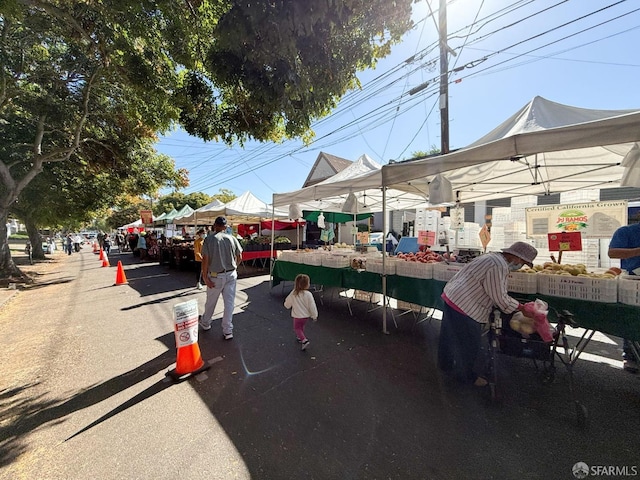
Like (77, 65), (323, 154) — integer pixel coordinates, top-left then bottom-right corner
(437, 242), (538, 387)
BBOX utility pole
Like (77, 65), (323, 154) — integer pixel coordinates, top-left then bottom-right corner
(439, 0), (450, 154)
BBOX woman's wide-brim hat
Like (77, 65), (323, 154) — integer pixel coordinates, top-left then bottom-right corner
(501, 241), (538, 267)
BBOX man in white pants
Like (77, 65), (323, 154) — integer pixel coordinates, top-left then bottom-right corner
(199, 216), (243, 340)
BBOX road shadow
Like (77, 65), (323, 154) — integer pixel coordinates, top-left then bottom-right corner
(0, 337), (177, 468)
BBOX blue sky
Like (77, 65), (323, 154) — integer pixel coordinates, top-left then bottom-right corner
(155, 0), (640, 204)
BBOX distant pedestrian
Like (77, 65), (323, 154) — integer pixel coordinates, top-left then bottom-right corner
(198, 217), (243, 340)
(117, 232), (126, 252)
(73, 234), (82, 252)
(194, 228), (206, 289)
(128, 233), (138, 255)
(136, 231), (147, 261)
(65, 234), (73, 256)
(97, 231), (105, 249)
(284, 273), (318, 351)
(103, 235), (111, 255)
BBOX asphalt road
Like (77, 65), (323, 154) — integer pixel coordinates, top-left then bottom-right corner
(0, 246), (639, 480)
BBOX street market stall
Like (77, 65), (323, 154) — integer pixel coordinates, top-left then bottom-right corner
(271, 257), (640, 338)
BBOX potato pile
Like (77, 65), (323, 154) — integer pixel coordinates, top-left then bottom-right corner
(519, 262), (622, 279)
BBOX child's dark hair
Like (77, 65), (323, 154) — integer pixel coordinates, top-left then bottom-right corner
(293, 273), (310, 295)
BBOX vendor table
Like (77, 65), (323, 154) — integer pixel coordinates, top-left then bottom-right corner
(241, 250), (279, 271)
(271, 260), (640, 342)
(271, 261), (344, 288)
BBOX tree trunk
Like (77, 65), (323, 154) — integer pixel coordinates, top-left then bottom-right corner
(0, 215), (26, 281)
(25, 218), (45, 260)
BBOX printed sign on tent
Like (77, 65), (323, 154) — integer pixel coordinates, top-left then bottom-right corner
(526, 201), (627, 238)
(548, 232), (582, 252)
(417, 230), (436, 246)
(140, 209), (153, 225)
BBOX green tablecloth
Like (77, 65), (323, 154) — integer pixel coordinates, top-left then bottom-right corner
(271, 261), (640, 340)
(342, 269), (383, 293)
(386, 276), (447, 311)
(271, 261), (345, 288)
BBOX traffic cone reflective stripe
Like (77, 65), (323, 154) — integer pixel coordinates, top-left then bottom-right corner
(114, 261), (128, 285)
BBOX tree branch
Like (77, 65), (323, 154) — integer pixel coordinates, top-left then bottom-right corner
(16, 0), (96, 46)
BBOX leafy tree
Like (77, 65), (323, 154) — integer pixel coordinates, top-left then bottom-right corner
(177, 0), (414, 145)
(12, 145), (186, 259)
(0, 0), (415, 280)
(410, 146), (441, 160)
(212, 188), (237, 204)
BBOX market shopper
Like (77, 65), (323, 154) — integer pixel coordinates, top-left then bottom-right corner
(284, 273), (318, 351)
(136, 231), (147, 261)
(437, 241), (538, 387)
(103, 235), (111, 255)
(608, 223), (640, 373)
(194, 228), (206, 289)
(199, 217), (243, 340)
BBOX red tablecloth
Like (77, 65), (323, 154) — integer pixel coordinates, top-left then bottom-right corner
(242, 250), (279, 261)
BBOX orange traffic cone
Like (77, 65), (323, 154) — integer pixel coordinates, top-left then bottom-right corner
(102, 255), (109, 267)
(114, 261), (128, 285)
(99, 248), (104, 260)
(175, 343), (205, 376)
(93, 242), (98, 253)
(166, 300), (210, 382)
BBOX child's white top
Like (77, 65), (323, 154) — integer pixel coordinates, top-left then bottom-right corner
(284, 290), (318, 319)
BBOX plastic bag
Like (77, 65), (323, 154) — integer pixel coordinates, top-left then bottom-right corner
(522, 299), (555, 343)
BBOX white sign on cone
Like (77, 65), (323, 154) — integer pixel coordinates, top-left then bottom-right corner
(173, 299), (199, 348)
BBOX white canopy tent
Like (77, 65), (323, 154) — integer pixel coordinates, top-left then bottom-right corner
(225, 190), (289, 218)
(272, 154), (429, 214)
(172, 199), (224, 224)
(174, 191), (289, 224)
(119, 219), (145, 230)
(382, 96), (640, 203)
(375, 96), (640, 333)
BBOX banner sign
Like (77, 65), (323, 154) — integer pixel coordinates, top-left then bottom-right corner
(417, 230), (436, 246)
(173, 299), (199, 348)
(548, 232), (582, 251)
(140, 209), (153, 225)
(525, 201), (627, 238)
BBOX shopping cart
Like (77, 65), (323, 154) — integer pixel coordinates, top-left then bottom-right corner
(486, 304), (589, 428)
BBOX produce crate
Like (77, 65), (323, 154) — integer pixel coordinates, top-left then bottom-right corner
(507, 271), (538, 294)
(432, 263), (464, 282)
(322, 255), (350, 268)
(278, 251), (303, 263)
(365, 258), (396, 275)
(395, 261), (434, 279)
(302, 253), (323, 266)
(536, 274), (617, 303)
(618, 275), (640, 306)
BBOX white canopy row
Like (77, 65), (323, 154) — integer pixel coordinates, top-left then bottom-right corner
(271, 96), (640, 333)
